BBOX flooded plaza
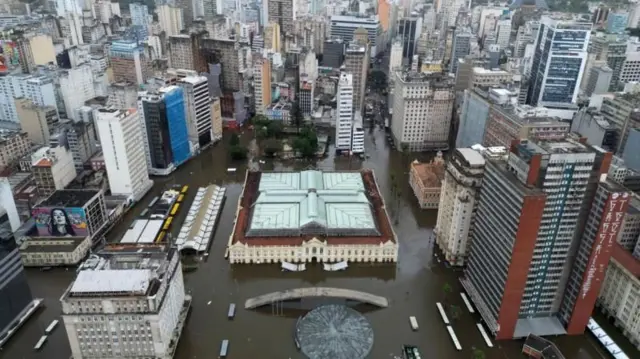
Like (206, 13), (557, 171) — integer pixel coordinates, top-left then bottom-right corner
(1, 128), (637, 359)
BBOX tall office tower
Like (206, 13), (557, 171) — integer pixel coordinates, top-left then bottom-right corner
(389, 39), (403, 74)
(178, 0), (194, 26)
(96, 109), (153, 201)
(54, 0), (82, 16)
(264, 22), (282, 53)
(61, 247), (189, 359)
(450, 28), (471, 75)
(109, 40), (151, 86)
(129, 2), (149, 40)
(461, 138), (613, 340)
(606, 12), (629, 34)
(0, 74), (57, 123)
(177, 76), (213, 149)
(138, 86), (191, 176)
(266, 0), (295, 34)
(0, 207), (38, 347)
(514, 20), (540, 58)
(391, 71), (455, 151)
(345, 42), (368, 114)
(168, 34), (206, 72)
(398, 16), (422, 63)
(203, 0), (222, 17)
(330, 15), (383, 57)
(560, 181), (631, 333)
(15, 98), (59, 145)
(585, 65), (613, 96)
(59, 65), (96, 121)
(335, 73), (353, 154)
(588, 36), (628, 92)
(66, 122), (98, 173)
(378, 0), (391, 32)
(322, 39), (345, 68)
(435, 148), (486, 266)
(526, 16), (591, 108)
(254, 54), (272, 115)
(495, 16), (511, 49)
(157, 5), (184, 37)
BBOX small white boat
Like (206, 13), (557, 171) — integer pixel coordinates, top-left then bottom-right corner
(227, 168), (237, 172)
(409, 316), (419, 331)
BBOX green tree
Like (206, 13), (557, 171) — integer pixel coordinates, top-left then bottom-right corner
(290, 101), (303, 133)
(443, 283), (453, 303)
(471, 347), (485, 359)
(267, 121), (283, 138)
(368, 70), (388, 91)
(263, 138), (282, 157)
(230, 133), (240, 146)
(252, 114), (270, 127)
(229, 145), (247, 160)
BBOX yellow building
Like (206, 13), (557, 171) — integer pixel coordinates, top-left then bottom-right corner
(264, 22), (281, 53)
(29, 35), (56, 66)
(421, 62), (443, 73)
(409, 153), (445, 209)
(211, 97), (222, 142)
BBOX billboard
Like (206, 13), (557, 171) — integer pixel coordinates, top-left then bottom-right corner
(0, 40), (19, 69)
(32, 207), (88, 237)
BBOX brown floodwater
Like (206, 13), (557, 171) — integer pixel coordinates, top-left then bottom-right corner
(1, 128), (637, 359)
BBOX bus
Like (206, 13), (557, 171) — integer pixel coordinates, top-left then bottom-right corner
(181, 185), (189, 194)
(163, 217), (173, 231)
(156, 231), (165, 243)
(170, 203), (180, 216)
(178, 194), (185, 202)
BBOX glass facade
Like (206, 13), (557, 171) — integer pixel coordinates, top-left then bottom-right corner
(164, 88), (191, 166)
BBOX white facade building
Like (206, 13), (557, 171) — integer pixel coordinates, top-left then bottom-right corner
(599, 250), (640, 350)
(435, 148), (486, 266)
(59, 65), (96, 121)
(177, 76), (211, 152)
(61, 249), (189, 359)
(0, 177), (20, 231)
(0, 75), (57, 123)
(157, 5), (184, 37)
(389, 39), (403, 74)
(391, 71), (455, 151)
(495, 18), (511, 50)
(96, 109), (153, 202)
(335, 73), (353, 153)
(351, 111), (365, 154)
(54, 0), (82, 17)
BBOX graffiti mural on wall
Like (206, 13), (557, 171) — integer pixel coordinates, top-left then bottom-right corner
(32, 207), (88, 237)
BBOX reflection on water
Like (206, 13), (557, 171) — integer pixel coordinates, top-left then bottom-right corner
(1, 130), (634, 359)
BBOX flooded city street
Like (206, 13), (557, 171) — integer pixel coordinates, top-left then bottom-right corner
(1, 128), (636, 359)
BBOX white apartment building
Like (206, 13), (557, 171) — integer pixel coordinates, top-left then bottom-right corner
(351, 111), (365, 154)
(438, 0), (467, 27)
(60, 65), (96, 121)
(599, 249), (640, 350)
(619, 39), (640, 84)
(157, 5), (184, 36)
(61, 249), (189, 359)
(32, 145), (77, 197)
(495, 18), (511, 49)
(335, 73), (353, 153)
(177, 76), (211, 152)
(391, 71), (455, 151)
(0, 75), (57, 123)
(435, 148), (486, 266)
(96, 109), (153, 202)
(389, 39), (403, 74)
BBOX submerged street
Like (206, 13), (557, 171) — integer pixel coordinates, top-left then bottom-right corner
(1, 128), (635, 359)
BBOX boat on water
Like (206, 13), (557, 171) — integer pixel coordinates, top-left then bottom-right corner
(402, 345), (422, 359)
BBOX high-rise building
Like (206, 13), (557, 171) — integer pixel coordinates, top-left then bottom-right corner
(495, 17), (512, 49)
(335, 73), (353, 154)
(177, 76), (213, 149)
(450, 28), (472, 75)
(0, 208), (38, 348)
(0, 74), (57, 123)
(157, 5), (184, 37)
(351, 111), (365, 154)
(96, 109), (153, 202)
(266, 0), (295, 34)
(129, 2), (150, 40)
(398, 16), (422, 63)
(321, 39), (345, 68)
(15, 98), (59, 145)
(203, 0), (222, 17)
(344, 42), (368, 114)
(61, 246), (189, 359)
(168, 33), (206, 73)
(461, 138), (615, 339)
(0, 178), (20, 231)
(264, 22), (282, 53)
(391, 71), (455, 151)
(606, 12), (629, 34)
(66, 121), (98, 173)
(435, 148), (486, 266)
(32, 145), (77, 197)
(585, 65), (613, 96)
(177, 0), (195, 27)
(389, 39), (403, 74)
(0, 131), (31, 171)
(109, 40), (152, 86)
(254, 54), (272, 115)
(138, 86), (191, 176)
(59, 65), (96, 121)
(526, 16), (591, 108)
(330, 15), (383, 57)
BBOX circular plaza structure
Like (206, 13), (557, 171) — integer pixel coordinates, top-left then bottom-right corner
(295, 304), (374, 359)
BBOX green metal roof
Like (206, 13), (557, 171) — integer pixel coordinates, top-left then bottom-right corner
(248, 171), (379, 237)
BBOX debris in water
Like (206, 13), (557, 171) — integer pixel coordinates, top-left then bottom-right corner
(207, 301), (212, 305)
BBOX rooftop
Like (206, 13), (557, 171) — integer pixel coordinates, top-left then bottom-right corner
(70, 269), (154, 296)
(232, 170), (395, 246)
(19, 236), (87, 253)
(38, 189), (100, 208)
(410, 158), (445, 189)
(456, 148), (486, 167)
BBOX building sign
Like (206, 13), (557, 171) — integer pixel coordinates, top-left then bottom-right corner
(580, 192), (630, 299)
(32, 207), (88, 237)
